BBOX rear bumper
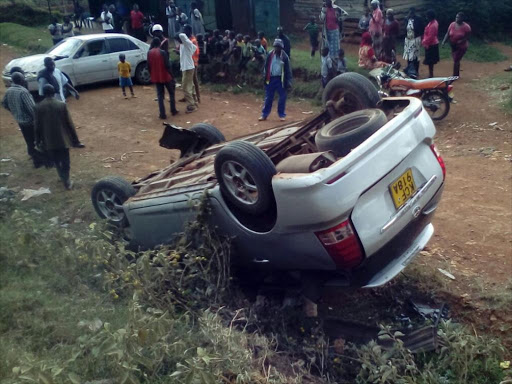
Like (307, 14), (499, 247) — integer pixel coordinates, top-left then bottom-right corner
(325, 182), (444, 288)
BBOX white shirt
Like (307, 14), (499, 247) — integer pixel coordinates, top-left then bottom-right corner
(38, 68), (68, 102)
(101, 11), (114, 30)
(179, 33), (196, 71)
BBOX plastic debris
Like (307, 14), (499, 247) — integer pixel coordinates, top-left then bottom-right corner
(489, 122), (498, 126)
(0, 173), (10, 177)
(20, 187), (51, 201)
(49, 217), (59, 225)
(1, 158), (12, 162)
(437, 268), (455, 280)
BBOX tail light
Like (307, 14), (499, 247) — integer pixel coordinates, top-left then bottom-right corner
(315, 220), (364, 269)
(430, 144), (446, 180)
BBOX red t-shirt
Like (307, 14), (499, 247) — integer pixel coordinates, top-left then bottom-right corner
(148, 48), (172, 83)
(325, 8), (338, 31)
(130, 10), (144, 29)
(448, 22), (471, 47)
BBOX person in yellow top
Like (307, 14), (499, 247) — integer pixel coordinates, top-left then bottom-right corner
(117, 54), (136, 99)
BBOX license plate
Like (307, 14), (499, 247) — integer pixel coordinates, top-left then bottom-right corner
(389, 169), (416, 209)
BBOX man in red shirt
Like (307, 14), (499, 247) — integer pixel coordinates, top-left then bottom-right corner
(147, 37), (178, 119)
(130, 4), (145, 42)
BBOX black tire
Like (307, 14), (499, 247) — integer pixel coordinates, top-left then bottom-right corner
(315, 109), (388, 157)
(422, 90), (450, 121)
(323, 73), (381, 118)
(215, 141), (276, 215)
(190, 123), (226, 148)
(135, 62), (151, 85)
(91, 176), (136, 225)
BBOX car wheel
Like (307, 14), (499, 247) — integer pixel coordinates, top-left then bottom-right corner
(190, 123), (226, 152)
(135, 62), (151, 85)
(91, 176), (136, 225)
(323, 73), (381, 118)
(315, 109), (388, 157)
(215, 141), (276, 215)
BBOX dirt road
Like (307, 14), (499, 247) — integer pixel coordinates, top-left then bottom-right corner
(0, 44), (510, 304)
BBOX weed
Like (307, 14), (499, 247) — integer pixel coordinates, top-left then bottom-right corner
(0, 22), (53, 53)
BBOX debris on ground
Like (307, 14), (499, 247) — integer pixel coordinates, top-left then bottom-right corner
(0, 186), (16, 201)
(438, 268), (456, 280)
(49, 217), (59, 225)
(1, 158), (12, 162)
(0, 172), (10, 177)
(20, 187), (51, 201)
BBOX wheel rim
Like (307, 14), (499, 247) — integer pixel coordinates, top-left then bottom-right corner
(96, 189), (125, 222)
(221, 161), (259, 206)
(139, 65), (151, 83)
(327, 89), (364, 116)
(423, 93), (447, 120)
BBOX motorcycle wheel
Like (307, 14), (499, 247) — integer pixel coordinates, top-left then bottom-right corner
(422, 90), (450, 121)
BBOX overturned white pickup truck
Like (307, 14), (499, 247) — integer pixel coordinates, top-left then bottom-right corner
(91, 73), (445, 291)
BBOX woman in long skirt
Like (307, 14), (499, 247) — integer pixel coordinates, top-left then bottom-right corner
(422, 9), (440, 78)
(369, 0), (383, 59)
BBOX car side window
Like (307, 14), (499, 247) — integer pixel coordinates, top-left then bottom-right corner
(76, 40), (107, 58)
(107, 38), (137, 53)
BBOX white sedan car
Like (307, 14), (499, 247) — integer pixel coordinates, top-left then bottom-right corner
(2, 34), (151, 92)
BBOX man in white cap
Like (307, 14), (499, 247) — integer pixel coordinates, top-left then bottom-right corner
(259, 39), (292, 122)
(152, 24), (169, 52)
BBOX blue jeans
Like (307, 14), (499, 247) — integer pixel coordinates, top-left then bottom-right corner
(262, 76), (287, 118)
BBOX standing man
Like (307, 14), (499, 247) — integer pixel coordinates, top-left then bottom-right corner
(2, 72), (37, 164)
(189, 28), (201, 104)
(100, 4), (114, 33)
(179, 26), (198, 114)
(259, 39), (292, 122)
(320, 0), (347, 61)
(276, 26), (291, 59)
(48, 17), (63, 45)
(34, 84), (85, 190)
(37, 57), (79, 103)
(147, 37), (178, 119)
(152, 24), (169, 52)
(166, 0), (177, 45)
(130, 4), (145, 41)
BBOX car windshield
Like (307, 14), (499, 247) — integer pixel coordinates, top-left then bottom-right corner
(46, 38), (82, 58)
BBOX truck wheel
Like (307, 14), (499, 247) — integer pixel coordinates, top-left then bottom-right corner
(91, 176), (136, 225)
(190, 123), (226, 152)
(215, 141), (276, 215)
(323, 73), (381, 118)
(135, 62), (151, 85)
(315, 109), (387, 157)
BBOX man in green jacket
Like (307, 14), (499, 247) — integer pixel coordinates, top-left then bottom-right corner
(34, 84), (85, 190)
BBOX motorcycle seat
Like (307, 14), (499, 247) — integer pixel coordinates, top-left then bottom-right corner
(390, 77), (451, 90)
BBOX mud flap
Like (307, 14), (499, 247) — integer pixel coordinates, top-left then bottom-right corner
(159, 123), (200, 156)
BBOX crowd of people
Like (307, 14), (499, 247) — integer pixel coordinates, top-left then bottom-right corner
(357, 1), (472, 79)
(6, 1), (475, 190)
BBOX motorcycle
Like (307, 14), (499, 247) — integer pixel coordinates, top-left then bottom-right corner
(369, 65), (458, 121)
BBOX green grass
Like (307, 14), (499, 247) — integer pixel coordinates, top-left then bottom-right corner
(473, 71), (512, 115)
(0, 22), (53, 53)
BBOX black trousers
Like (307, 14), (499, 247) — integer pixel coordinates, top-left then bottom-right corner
(156, 81), (177, 118)
(18, 122), (36, 157)
(48, 148), (70, 183)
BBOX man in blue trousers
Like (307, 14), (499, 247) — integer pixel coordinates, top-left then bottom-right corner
(259, 39), (292, 122)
